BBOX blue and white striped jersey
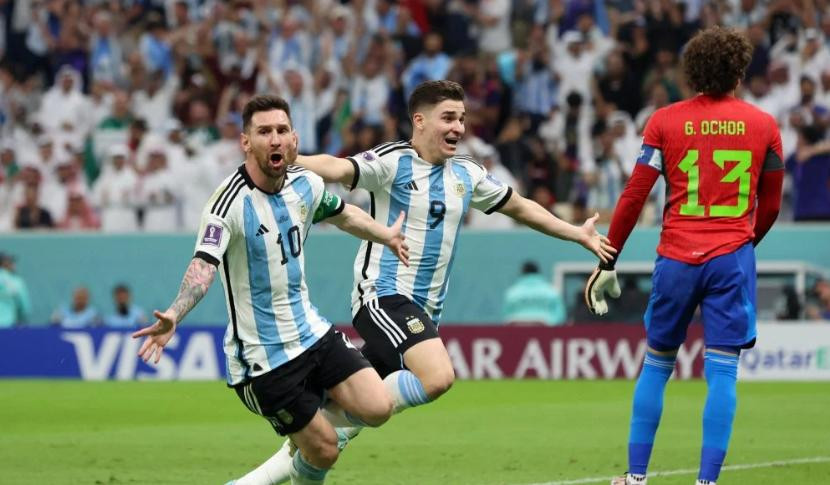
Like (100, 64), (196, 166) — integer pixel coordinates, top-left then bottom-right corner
(194, 164), (344, 386)
(346, 141), (512, 323)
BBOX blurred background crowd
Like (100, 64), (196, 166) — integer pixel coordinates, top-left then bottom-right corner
(0, 0), (829, 234)
(0, 0), (829, 326)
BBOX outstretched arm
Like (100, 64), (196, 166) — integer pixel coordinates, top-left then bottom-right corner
(132, 257), (217, 363)
(585, 162), (659, 315)
(329, 205), (410, 266)
(497, 191), (617, 263)
(295, 154), (356, 187)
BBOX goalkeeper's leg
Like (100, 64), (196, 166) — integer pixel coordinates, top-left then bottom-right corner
(698, 347), (739, 483)
(626, 345), (678, 479)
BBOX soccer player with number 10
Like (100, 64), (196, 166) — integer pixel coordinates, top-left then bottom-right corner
(585, 27), (784, 485)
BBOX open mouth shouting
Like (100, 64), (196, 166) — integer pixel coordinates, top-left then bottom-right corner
(443, 136), (459, 151)
(269, 152), (284, 168)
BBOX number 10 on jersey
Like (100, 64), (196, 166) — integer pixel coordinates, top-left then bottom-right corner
(678, 149), (752, 218)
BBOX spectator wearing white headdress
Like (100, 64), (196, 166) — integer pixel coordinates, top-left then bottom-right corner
(37, 66), (90, 141)
(136, 144), (178, 232)
(132, 70), (179, 134)
(92, 144), (140, 232)
(798, 28), (830, 85)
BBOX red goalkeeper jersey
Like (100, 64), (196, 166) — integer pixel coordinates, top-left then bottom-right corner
(621, 95), (784, 264)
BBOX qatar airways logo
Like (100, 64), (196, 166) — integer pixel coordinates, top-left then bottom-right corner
(444, 338), (704, 380)
(741, 346), (830, 373)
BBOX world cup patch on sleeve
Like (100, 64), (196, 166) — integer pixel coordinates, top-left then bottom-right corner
(202, 223), (223, 246)
(486, 173), (504, 186)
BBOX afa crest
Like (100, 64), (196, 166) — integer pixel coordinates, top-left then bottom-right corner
(406, 316), (425, 334)
(276, 409), (294, 425)
(299, 203), (308, 221)
(453, 182), (466, 197)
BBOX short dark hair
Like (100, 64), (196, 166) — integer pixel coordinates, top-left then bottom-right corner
(113, 284), (130, 294)
(682, 26), (753, 96)
(521, 261), (540, 275)
(242, 94), (292, 132)
(408, 80), (465, 119)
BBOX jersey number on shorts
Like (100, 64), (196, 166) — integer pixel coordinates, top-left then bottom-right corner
(429, 200), (446, 229)
(277, 225), (302, 264)
(678, 149), (752, 218)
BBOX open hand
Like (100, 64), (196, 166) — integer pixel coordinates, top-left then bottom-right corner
(131, 310), (177, 364)
(579, 213), (617, 263)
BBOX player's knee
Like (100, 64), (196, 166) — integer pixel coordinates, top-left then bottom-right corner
(360, 397), (394, 427)
(302, 437), (340, 468)
(421, 365), (455, 399)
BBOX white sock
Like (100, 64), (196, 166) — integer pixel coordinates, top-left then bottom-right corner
(626, 473), (647, 485)
(383, 370), (430, 413)
(289, 452), (327, 485)
(234, 442), (293, 485)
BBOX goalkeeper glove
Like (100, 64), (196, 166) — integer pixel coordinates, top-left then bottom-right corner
(584, 259), (621, 316)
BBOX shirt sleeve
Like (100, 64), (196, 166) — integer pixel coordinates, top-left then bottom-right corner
(346, 149), (398, 192)
(193, 203), (233, 266)
(471, 168), (513, 214)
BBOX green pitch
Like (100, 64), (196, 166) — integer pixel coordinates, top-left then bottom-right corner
(2, 380), (828, 484)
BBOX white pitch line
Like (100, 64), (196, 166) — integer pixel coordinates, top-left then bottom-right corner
(520, 456), (830, 485)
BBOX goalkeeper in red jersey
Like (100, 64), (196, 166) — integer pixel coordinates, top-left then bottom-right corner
(585, 27), (784, 485)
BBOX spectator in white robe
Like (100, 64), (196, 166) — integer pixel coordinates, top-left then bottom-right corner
(137, 145), (178, 232)
(91, 144), (140, 232)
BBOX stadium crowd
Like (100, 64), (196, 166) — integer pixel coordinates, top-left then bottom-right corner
(0, 0), (829, 233)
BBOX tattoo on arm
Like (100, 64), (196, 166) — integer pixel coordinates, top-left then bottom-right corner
(169, 258), (217, 323)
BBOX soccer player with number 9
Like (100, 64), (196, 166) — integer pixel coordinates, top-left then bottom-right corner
(585, 27), (784, 485)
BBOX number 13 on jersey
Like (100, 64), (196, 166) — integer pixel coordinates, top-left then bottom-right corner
(678, 149), (752, 217)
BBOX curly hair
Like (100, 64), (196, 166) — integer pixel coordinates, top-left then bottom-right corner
(682, 27), (753, 96)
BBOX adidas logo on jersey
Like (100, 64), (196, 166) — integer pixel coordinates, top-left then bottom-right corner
(255, 224), (270, 236)
(404, 180), (419, 191)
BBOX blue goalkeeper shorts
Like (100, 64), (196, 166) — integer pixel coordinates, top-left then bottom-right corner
(644, 242), (757, 350)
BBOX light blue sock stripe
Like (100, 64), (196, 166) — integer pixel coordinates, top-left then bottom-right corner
(293, 452), (328, 481)
(704, 351), (739, 365)
(411, 373), (429, 405)
(402, 372), (418, 404)
(398, 371), (429, 406)
(647, 351), (677, 364)
(643, 357), (675, 369)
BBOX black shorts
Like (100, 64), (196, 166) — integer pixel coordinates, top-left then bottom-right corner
(233, 327), (369, 436)
(353, 295), (440, 378)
